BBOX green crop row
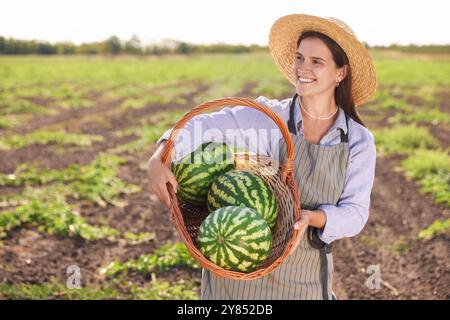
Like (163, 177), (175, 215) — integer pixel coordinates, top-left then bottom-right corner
(419, 219), (450, 240)
(387, 108), (450, 125)
(374, 124), (449, 208)
(99, 242), (200, 277)
(0, 95), (52, 116)
(0, 129), (104, 150)
(110, 109), (188, 154)
(402, 149), (450, 207)
(373, 124), (439, 155)
(0, 153), (148, 241)
(0, 277), (198, 300)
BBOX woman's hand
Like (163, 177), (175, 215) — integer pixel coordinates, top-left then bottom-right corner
(291, 209), (327, 250)
(293, 209), (311, 242)
(147, 143), (179, 209)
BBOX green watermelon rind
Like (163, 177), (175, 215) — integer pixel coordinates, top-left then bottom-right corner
(198, 205), (273, 273)
(172, 142), (235, 205)
(206, 169), (279, 228)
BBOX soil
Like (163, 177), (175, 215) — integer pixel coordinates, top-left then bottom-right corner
(0, 83), (448, 299)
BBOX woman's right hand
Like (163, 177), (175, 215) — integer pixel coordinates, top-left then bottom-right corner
(147, 143), (179, 209)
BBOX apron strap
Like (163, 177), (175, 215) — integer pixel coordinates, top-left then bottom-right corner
(287, 93), (299, 135)
(340, 112), (350, 143)
(288, 93), (350, 143)
(308, 226), (333, 300)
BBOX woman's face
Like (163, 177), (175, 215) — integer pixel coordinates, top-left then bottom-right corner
(293, 37), (347, 98)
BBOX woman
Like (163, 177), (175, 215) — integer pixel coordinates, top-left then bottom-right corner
(147, 13), (377, 300)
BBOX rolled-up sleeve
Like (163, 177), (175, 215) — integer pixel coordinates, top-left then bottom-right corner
(317, 130), (377, 244)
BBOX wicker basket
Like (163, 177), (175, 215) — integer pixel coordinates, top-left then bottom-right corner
(161, 97), (302, 280)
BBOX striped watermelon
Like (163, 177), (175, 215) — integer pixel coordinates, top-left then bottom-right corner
(207, 170), (279, 228)
(198, 205), (273, 272)
(171, 142), (235, 205)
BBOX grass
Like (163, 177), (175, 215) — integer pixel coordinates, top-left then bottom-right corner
(404, 85), (442, 106)
(0, 185), (154, 242)
(58, 98), (94, 109)
(375, 96), (411, 111)
(120, 95), (186, 109)
(0, 153), (147, 240)
(103, 83), (155, 100)
(360, 236), (411, 254)
(419, 219), (450, 240)
(0, 129), (104, 150)
(388, 108), (450, 125)
(128, 279), (199, 300)
(99, 242), (200, 277)
(110, 109), (188, 153)
(122, 231), (156, 245)
(0, 278), (199, 300)
(375, 57), (450, 87)
(50, 83), (91, 100)
(0, 115), (22, 129)
(0, 280), (119, 300)
(0, 52), (449, 299)
(0, 153), (141, 207)
(117, 82), (197, 109)
(0, 95), (52, 116)
(373, 124), (439, 156)
(0, 189), (120, 240)
(193, 77), (253, 105)
(374, 124), (449, 207)
(401, 149), (450, 206)
(0, 53), (287, 99)
(385, 240), (411, 254)
(366, 83), (446, 113)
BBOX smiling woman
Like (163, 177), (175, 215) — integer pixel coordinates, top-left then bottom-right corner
(148, 13), (378, 300)
(291, 32), (356, 145)
(294, 31), (368, 128)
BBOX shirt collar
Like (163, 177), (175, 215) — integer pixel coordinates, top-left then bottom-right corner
(292, 94), (348, 134)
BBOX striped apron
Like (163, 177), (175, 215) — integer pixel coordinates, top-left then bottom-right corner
(201, 94), (350, 300)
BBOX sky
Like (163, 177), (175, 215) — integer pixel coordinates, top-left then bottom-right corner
(1, 0), (449, 46)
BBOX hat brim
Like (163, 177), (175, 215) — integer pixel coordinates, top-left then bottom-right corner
(269, 14), (377, 107)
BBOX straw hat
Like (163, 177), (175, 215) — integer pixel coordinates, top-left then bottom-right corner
(269, 14), (377, 107)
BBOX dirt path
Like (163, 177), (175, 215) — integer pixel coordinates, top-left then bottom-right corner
(333, 155), (449, 299)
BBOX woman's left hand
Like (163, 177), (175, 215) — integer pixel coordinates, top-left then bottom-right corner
(291, 210), (311, 250)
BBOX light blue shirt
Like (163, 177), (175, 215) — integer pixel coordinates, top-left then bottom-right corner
(156, 95), (377, 244)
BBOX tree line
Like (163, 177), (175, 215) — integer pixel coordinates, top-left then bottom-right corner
(0, 35), (265, 55)
(0, 34), (448, 55)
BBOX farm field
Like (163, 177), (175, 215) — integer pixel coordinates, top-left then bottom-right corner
(0, 51), (449, 299)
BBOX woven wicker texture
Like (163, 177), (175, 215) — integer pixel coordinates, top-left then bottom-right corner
(161, 97), (302, 280)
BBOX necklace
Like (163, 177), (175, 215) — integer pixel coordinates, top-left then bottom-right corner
(299, 97), (339, 120)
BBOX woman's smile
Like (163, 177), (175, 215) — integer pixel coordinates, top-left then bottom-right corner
(297, 76), (316, 84)
(297, 72), (317, 85)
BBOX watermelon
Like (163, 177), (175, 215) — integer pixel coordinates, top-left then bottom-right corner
(171, 141), (235, 205)
(207, 170), (279, 228)
(198, 205), (273, 272)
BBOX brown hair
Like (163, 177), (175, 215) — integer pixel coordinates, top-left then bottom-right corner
(297, 31), (366, 127)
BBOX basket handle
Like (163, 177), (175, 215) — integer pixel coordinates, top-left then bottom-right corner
(161, 97), (295, 183)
